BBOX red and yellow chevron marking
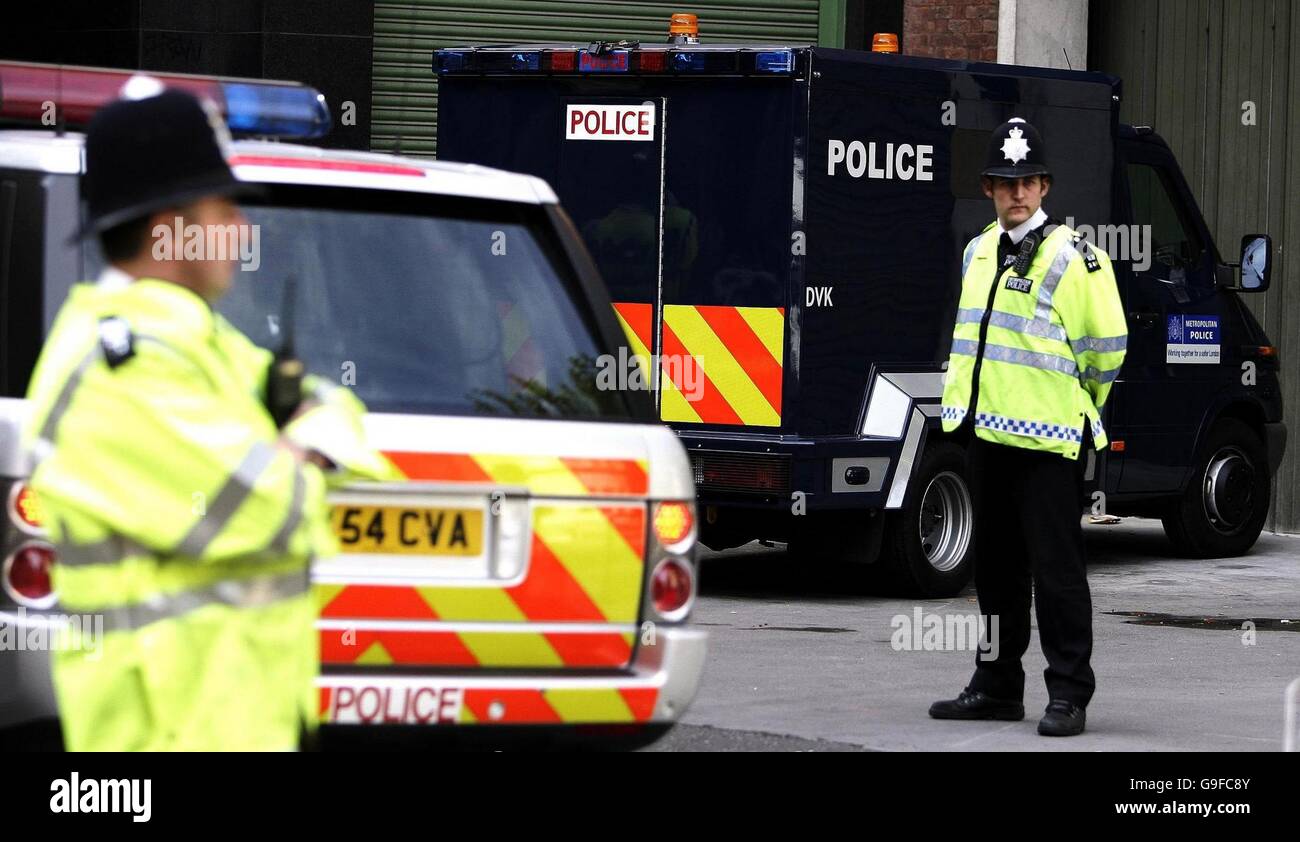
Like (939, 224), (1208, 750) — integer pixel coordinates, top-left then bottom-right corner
(317, 504), (645, 669)
(612, 301), (654, 384)
(383, 451), (649, 497)
(316, 685), (659, 725)
(661, 304), (784, 427)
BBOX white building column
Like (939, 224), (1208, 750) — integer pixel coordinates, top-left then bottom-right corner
(997, 0), (1089, 70)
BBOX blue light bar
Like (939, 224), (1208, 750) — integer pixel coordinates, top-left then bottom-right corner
(670, 52), (708, 72)
(510, 52), (540, 71)
(437, 51), (466, 74)
(221, 82), (331, 138)
(754, 50), (795, 74)
(579, 51), (629, 73)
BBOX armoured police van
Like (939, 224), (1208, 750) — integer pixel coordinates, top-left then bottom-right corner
(434, 38), (1284, 597)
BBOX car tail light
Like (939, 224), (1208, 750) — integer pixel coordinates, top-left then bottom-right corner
(653, 501), (695, 550)
(650, 557), (694, 620)
(8, 481), (45, 534)
(4, 542), (57, 608)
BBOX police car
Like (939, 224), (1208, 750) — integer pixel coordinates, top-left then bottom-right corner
(0, 62), (705, 746)
(434, 20), (1285, 596)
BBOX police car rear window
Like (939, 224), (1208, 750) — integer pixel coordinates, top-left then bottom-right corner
(87, 186), (633, 421)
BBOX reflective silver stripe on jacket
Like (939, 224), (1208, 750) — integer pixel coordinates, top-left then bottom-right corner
(1071, 334), (1128, 355)
(173, 441), (280, 559)
(36, 345), (100, 448)
(269, 467), (307, 555)
(983, 343), (1079, 376)
(57, 533), (153, 566)
(956, 308), (1070, 344)
(950, 339), (1078, 377)
(59, 462), (306, 568)
(94, 567), (311, 634)
(961, 235), (983, 279)
(1034, 239), (1079, 323)
(1081, 365), (1122, 385)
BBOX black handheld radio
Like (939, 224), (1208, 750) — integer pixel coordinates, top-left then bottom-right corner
(265, 274), (304, 429)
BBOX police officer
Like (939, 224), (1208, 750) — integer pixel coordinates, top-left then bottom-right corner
(23, 86), (396, 750)
(929, 118), (1127, 736)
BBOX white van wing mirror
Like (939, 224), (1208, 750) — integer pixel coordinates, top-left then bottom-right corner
(1236, 234), (1271, 292)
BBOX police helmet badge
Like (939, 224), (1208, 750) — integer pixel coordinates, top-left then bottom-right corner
(1001, 125), (1030, 165)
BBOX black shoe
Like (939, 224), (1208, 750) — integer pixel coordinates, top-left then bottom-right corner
(1037, 700), (1086, 736)
(929, 687), (1024, 721)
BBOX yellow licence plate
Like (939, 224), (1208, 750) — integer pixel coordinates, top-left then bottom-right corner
(332, 505), (484, 556)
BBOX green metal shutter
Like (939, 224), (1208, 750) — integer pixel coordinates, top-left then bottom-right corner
(371, 0), (824, 157)
(1091, 0), (1300, 533)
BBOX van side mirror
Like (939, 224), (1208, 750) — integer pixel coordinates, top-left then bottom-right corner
(1236, 234), (1271, 292)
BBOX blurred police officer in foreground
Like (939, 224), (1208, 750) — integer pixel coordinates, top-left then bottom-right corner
(23, 84), (396, 750)
(930, 118), (1127, 736)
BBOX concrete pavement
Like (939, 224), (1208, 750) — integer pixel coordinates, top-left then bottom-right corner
(668, 518), (1300, 751)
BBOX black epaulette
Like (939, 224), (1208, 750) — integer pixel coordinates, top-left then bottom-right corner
(98, 316), (136, 369)
(1070, 232), (1102, 273)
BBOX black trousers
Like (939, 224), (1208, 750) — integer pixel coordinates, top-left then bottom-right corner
(965, 435), (1096, 707)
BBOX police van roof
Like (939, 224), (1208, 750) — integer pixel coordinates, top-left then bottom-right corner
(455, 43), (812, 51)
(0, 131), (559, 205)
(437, 42), (1119, 94)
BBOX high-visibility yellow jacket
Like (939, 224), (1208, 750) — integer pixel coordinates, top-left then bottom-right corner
(940, 221), (1128, 460)
(23, 278), (398, 751)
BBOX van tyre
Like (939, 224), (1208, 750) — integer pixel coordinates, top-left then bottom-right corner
(877, 441), (974, 597)
(1162, 418), (1269, 558)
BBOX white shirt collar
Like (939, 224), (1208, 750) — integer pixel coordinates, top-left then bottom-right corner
(998, 207), (1048, 245)
(95, 265), (135, 291)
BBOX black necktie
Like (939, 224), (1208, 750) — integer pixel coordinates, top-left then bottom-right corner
(998, 233), (1016, 269)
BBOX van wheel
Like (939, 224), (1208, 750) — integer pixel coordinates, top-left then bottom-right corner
(877, 441), (974, 596)
(1161, 418), (1269, 558)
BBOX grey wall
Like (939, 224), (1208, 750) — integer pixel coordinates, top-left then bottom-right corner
(1091, 0), (1299, 532)
(999, 0), (1089, 70)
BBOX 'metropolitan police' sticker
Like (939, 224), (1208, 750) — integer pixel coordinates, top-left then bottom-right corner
(1166, 314), (1220, 364)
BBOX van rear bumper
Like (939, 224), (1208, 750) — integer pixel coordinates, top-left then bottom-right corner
(317, 626), (707, 727)
(678, 432), (921, 511)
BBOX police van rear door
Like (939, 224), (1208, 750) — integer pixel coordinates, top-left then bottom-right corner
(435, 45), (802, 433)
(556, 95), (665, 407)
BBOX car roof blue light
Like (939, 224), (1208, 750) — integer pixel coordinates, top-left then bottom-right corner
(221, 82), (332, 139)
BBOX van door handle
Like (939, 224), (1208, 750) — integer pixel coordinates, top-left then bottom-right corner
(1129, 310), (1160, 328)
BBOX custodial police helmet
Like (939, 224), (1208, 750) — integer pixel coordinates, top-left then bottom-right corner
(981, 117), (1051, 179)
